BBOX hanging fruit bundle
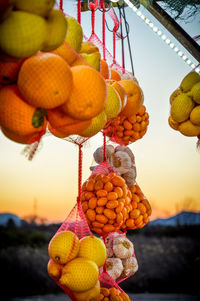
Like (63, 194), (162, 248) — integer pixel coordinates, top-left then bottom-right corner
(168, 71), (200, 144)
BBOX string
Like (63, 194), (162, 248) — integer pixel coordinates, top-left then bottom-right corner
(77, 0), (81, 24)
(102, 1), (106, 60)
(59, 0), (63, 12)
(77, 144), (83, 202)
(103, 131), (106, 161)
(118, 5), (125, 71)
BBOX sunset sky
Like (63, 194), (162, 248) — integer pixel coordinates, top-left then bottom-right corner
(0, 2), (200, 223)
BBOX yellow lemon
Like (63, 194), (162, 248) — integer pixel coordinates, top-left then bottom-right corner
(178, 120), (200, 137)
(168, 116), (179, 130)
(0, 11), (47, 58)
(72, 52), (101, 71)
(80, 111), (107, 137)
(190, 105), (200, 126)
(191, 81), (200, 104)
(105, 84), (122, 120)
(80, 41), (99, 54)
(78, 236), (106, 267)
(59, 258), (99, 292)
(47, 258), (63, 281)
(170, 94), (195, 122)
(180, 71), (200, 92)
(14, 0), (55, 17)
(169, 88), (182, 105)
(65, 16), (83, 53)
(73, 280), (100, 301)
(48, 231), (79, 265)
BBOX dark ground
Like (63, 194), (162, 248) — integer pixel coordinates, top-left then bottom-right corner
(1, 223), (200, 300)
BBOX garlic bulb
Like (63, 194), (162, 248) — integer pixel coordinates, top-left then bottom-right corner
(113, 235), (134, 259)
(106, 258), (123, 280)
(123, 167), (136, 186)
(122, 257), (138, 277)
(93, 145), (114, 164)
(115, 146), (135, 165)
(106, 246), (114, 258)
(111, 151), (132, 175)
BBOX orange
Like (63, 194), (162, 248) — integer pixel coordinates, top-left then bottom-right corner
(47, 107), (92, 137)
(110, 68), (121, 81)
(119, 80), (144, 117)
(111, 81), (127, 111)
(18, 52), (73, 109)
(62, 65), (107, 121)
(100, 59), (110, 79)
(50, 41), (79, 65)
(0, 85), (47, 136)
(0, 59), (23, 85)
(1, 126), (44, 144)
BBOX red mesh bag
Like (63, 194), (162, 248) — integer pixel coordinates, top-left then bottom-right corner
(94, 271), (131, 301)
(104, 105), (149, 146)
(121, 183), (152, 231)
(80, 160), (132, 237)
(101, 231), (138, 284)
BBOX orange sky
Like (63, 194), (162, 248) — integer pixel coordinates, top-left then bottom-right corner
(0, 4), (200, 223)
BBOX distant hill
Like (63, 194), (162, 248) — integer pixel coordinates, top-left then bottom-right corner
(0, 213), (24, 227)
(150, 211), (200, 226)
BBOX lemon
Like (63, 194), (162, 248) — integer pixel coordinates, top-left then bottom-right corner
(0, 11), (47, 58)
(80, 111), (107, 137)
(168, 116), (179, 130)
(80, 41), (99, 54)
(104, 84), (122, 120)
(65, 16), (83, 53)
(14, 0), (55, 17)
(180, 71), (200, 92)
(78, 236), (106, 267)
(169, 88), (182, 105)
(48, 231), (79, 265)
(178, 120), (200, 137)
(47, 259), (62, 281)
(191, 81), (200, 104)
(190, 105), (200, 126)
(59, 258), (99, 292)
(170, 94), (195, 122)
(73, 280), (100, 301)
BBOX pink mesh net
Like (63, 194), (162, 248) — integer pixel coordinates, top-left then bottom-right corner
(102, 231), (138, 284)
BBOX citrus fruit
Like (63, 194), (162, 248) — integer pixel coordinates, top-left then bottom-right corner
(80, 41), (99, 54)
(169, 88), (182, 105)
(62, 65), (107, 120)
(104, 84), (121, 120)
(14, 0), (55, 17)
(191, 81), (200, 104)
(179, 120), (200, 136)
(170, 94), (195, 122)
(1, 126), (45, 144)
(0, 59), (23, 85)
(50, 41), (79, 65)
(168, 116), (179, 130)
(18, 52), (72, 109)
(80, 111), (107, 137)
(73, 280), (100, 301)
(48, 231), (79, 265)
(190, 105), (200, 125)
(119, 80), (143, 117)
(47, 258), (62, 281)
(111, 81), (127, 111)
(110, 68), (121, 81)
(65, 16), (83, 53)
(180, 71), (200, 92)
(0, 11), (47, 58)
(100, 59), (110, 79)
(78, 236), (106, 267)
(59, 257), (99, 292)
(0, 85), (47, 136)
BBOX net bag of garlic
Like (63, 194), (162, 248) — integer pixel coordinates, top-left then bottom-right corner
(104, 231), (138, 283)
(81, 160), (132, 236)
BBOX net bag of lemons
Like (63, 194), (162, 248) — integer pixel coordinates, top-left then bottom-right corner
(93, 271), (132, 301)
(168, 71), (200, 145)
(103, 231), (138, 284)
(47, 199), (108, 301)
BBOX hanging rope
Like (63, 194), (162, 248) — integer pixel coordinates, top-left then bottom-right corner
(77, 0), (81, 24)
(117, 4), (125, 72)
(59, 0), (63, 12)
(103, 131), (107, 161)
(77, 144), (83, 202)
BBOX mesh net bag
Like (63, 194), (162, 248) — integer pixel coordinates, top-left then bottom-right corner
(121, 183), (152, 231)
(104, 104), (149, 146)
(80, 160), (132, 237)
(102, 231), (138, 284)
(94, 271), (132, 301)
